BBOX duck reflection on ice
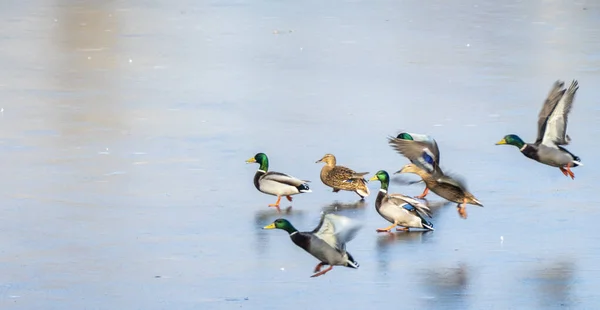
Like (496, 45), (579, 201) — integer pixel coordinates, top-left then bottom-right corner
(376, 230), (434, 250)
(420, 263), (470, 308)
(529, 259), (575, 308)
(374, 231), (434, 276)
(321, 200), (367, 214)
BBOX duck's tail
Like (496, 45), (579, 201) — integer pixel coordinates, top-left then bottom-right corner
(297, 183), (312, 193)
(355, 179), (370, 198)
(345, 252), (359, 269)
(572, 156), (582, 167)
(470, 197), (484, 207)
(421, 219), (435, 231)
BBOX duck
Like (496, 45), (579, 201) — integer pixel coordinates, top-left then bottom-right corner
(246, 153), (311, 211)
(496, 80), (582, 179)
(388, 132), (442, 199)
(315, 154), (370, 199)
(263, 213), (362, 278)
(369, 170), (434, 232)
(395, 163), (483, 219)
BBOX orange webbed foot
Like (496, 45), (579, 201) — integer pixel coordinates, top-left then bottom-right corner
(313, 262), (325, 273)
(457, 200), (468, 219)
(415, 187), (430, 199)
(376, 222), (397, 233)
(310, 265), (333, 278)
(565, 164), (575, 179)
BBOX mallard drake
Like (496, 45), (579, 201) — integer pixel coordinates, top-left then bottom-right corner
(496, 80), (582, 179)
(263, 213), (361, 278)
(388, 132), (442, 199)
(246, 153), (311, 211)
(395, 163), (482, 219)
(315, 154), (370, 199)
(369, 170), (434, 232)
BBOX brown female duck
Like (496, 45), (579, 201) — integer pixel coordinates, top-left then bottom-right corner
(316, 154), (370, 199)
(395, 163), (482, 219)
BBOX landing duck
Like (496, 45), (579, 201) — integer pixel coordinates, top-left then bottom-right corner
(496, 80), (582, 179)
(263, 213), (361, 278)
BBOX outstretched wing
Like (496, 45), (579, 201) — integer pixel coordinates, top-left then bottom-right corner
(388, 135), (442, 175)
(536, 80), (566, 144)
(263, 171), (307, 187)
(542, 80), (578, 147)
(436, 173), (468, 191)
(313, 213), (362, 251)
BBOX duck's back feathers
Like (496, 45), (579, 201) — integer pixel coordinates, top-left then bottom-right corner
(321, 165), (370, 196)
(435, 172), (468, 191)
(258, 171), (311, 195)
(542, 80), (578, 147)
(387, 193), (433, 218)
(263, 171), (308, 186)
(330, 166), (361, 180)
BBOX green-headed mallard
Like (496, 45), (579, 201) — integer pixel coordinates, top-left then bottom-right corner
(496, 80), (582, 179)
(395, 163), (482, 219)
(388, 132), (442, 199)
(246, 153), (311, 211)
(315, 153), (370, 199)
(369, 170), (434, 232)
(263, 213), (361, 278)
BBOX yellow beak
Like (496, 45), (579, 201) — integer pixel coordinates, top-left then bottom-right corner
(245, 157), (257, 163)
(263, 223), (276, 229)
(495, 138), (507, 145)
(369, 175), (378, 181)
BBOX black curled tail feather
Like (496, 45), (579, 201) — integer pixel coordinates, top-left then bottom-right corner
(558, 146), (581, 166)
(422, 219), (435, 231)
(345, 252), (359, 269)
(297, 183), (311, 193)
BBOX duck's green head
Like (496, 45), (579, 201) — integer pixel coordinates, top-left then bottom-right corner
(369, 170), (390, 190)
(496, 134), (525, 148)
(263, 218), (297, 234)
(246, 153), (269, 170)
(396, 132), (414, 140)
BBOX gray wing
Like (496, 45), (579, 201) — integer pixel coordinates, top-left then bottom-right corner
(388, 193), (432, 218)
(436, 173), (468, 191)
(262, 171), (308, 187)
(542, 80), (578, 147)
(536, 80), (566, 144)
(313, 213), (362, 251)
(388, 136), (442, 175)
(406, 132), (441, 162)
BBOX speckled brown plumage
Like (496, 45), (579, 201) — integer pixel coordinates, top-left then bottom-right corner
(316, 154), (370, 199)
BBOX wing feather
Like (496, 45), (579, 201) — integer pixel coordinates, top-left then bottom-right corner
(388, 193), (433, 218)
(536, 80), (566, 143)
(262, 171), (307, 187)
(542, 80), (578, 147)
(388, 136), (442, 175)
(313, 213), (362, 251)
